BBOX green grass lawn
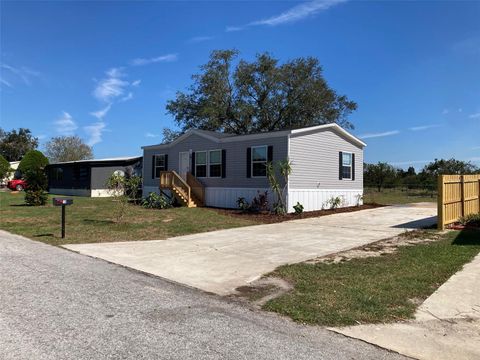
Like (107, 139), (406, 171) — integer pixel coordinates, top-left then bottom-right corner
(264, 230), (480, 327)
(364, 187), (437, 205)
(0, 191), (257, 246)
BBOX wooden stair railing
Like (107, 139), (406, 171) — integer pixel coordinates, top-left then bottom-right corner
(186, 172), (205, 206)
(159, 171), (204, 207)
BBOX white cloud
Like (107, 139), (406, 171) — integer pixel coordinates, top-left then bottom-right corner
(1, 63), (41, 87)
(130, 53), (178, 66)
(458, 108), (463, 112)
(37, 134), (47, 140)
(93, 67), (129, 103)
(471, 146), (480, 150)
(145, 132), (160, 138)
(409, 124), (442, 131)
(227, 0), (346, 31)
(468, 112), (480, 119)
(84, 121), (107, 146)
(358, 130), (400, 139)
(442, 109), (449, 115)
(54, 111), (78, 135)
(90, 104), (112, 120)
(0, 78), (13, 88)
(120, 92), (133, 102)
(132, 79), (141, 87)
(188, 36), (214, 43)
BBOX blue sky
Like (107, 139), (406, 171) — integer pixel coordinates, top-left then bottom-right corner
(1, 0), (479, 169)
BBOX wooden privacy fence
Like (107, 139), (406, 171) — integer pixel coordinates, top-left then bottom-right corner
(438, 174), (480, 229)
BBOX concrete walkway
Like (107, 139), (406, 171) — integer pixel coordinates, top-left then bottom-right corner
(64, 204), (436, 295)
(333, 251), (480, 360)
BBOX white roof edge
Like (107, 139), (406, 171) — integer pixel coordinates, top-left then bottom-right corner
(290, 123), (367, 147)
(49, 156), (141, 165)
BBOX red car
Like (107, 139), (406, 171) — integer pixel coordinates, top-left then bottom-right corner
(7, 179), (27, 191)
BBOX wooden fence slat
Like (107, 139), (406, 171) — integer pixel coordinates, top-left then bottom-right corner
(438, 174), (480, 230)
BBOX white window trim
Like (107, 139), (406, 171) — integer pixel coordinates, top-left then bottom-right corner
(154, 154), (166, 179)
(195, 151), (208, 178)
(195, 149), (224, 178)
(251, 145), (268, 178)
(341, 151), (353, 180)
(208, 149), (222, 178)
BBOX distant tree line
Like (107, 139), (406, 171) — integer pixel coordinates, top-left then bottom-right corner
(364, 159), (480, 192)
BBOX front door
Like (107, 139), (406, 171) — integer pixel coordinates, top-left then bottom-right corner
(179, 152), (190, 179)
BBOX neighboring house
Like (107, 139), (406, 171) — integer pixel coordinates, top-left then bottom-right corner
(142, 124), (366, 212)
(46, 157), (142, 197)
(0, 161), (20, 186)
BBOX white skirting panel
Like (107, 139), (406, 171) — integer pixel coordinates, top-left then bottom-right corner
(205, 187), (273, 209)
(49, 188), (91, 197)
(287, 189), (363, 213)
(91, 189), (116, 198)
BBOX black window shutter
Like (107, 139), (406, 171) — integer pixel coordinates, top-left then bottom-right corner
(267, 145), (273, 162)
(221, 149), (226, 178)
(191, 152), (196, 176)
(164, 154), (168, 171)
(351, 153), (355, 181)
(246, 147), (251, 178)
(152, 155), (155, 179)
(339, 152), (343, 180)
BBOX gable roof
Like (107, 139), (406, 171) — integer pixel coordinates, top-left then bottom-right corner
(142, 123), (366, 150)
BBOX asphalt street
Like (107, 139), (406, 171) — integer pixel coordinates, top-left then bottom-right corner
(0, 230), (406, 360)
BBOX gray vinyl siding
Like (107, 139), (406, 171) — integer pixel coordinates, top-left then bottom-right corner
(143, 133), (288, 188)
(91, 166), (128, 189)
(289, 128), (364, 189)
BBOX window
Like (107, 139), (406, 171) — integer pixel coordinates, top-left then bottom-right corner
(154, 155), (166, 178)
(52, 168), (63, 181)
(342, 152), (352, 179)
(73, 166), (88, 181)
(195, 151), (207, 177)
(209, 150), (222, 178)
(252, 145), (267, 177)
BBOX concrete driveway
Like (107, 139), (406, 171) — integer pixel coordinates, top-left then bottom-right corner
(64, 203), (436, 295)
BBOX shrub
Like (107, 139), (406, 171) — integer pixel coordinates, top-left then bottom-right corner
(20, 150), (49, 206)
(251, 191), (269, 213)
(0, 154), (11, 180)
(18, 150), (49, 174)
(125, 174), (142, 202)
(327, 196), (342, 209)
(236, 197), (250, 212)
(141, 192), (173, 209)
(293, 202), (304, 215)
(459, 213), (480, 227)
(106, 173), (129, 223)
(24, 188), (48, 206)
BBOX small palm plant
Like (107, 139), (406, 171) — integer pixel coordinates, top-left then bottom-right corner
(266, 159), (292, 215)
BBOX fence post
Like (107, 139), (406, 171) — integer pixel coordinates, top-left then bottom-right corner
(460, 175), (465, 218)
(437, 175), (444, 230)
(478, 179), (480, 214)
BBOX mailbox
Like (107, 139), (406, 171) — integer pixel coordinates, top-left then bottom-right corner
(53, 198), (73, 206)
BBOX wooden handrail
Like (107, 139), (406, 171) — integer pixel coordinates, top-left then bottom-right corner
(159, 171), (191, 205)
(186, 172), (205, 205)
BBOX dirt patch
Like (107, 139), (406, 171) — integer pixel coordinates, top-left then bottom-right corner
(214, 203), (384, 224)
(307, 230), (444, 264)
(231, 277), (293, 307)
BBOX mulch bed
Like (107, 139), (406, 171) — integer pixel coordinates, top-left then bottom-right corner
(212, 203), (384, 224)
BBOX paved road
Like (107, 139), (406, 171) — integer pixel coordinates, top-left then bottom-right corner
(0, 230), (406, 360)
(64, 204), (436, 295)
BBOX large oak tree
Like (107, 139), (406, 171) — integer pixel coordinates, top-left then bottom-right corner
(166, 50), (357, 139)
